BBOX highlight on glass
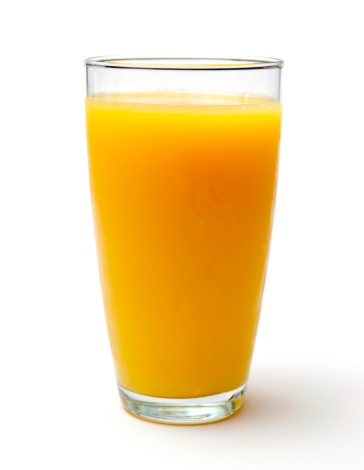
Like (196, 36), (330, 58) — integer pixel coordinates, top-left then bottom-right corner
(85, 57), (283, 424)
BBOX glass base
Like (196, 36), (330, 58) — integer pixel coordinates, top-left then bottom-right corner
(118, 383), (247, 425)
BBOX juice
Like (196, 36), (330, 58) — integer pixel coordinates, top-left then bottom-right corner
(86, 92), (281, 398)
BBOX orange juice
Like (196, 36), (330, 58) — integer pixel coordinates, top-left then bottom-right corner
(86, 92), (281, 398)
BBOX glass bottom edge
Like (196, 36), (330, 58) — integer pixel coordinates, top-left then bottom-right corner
(118, 382), (247, 425)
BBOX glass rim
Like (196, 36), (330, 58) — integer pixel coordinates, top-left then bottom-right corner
(84, 56), (284, 71)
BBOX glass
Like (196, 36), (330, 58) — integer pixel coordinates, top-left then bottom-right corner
(84, 57), (283, 424)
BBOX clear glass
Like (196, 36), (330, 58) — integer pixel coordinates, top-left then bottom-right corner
(85, 57), (283, 424)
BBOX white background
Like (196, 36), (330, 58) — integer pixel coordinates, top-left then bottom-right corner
(1, 0), (363, 468)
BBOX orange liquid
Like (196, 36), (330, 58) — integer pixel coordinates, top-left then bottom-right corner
(86, 92), (281, 398)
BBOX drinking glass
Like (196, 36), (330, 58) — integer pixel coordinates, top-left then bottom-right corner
(85, 57), (283, 424)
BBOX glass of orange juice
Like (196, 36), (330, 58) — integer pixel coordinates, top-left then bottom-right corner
(85, 57), (283, 424)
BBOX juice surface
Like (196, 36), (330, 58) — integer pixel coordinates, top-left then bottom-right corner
(86, 92), (282, 398)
